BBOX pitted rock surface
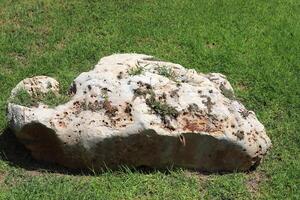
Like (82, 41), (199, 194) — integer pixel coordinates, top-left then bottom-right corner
(10, 76), (59, 98)
(7, 54), (271, 172)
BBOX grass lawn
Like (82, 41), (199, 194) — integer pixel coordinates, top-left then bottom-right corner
(0, 0), (299, 199)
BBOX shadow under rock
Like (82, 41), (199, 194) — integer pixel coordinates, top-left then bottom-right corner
(0, 128), (252, 176)
(0, 128), (176, 176)
(0, 127), (89, 175)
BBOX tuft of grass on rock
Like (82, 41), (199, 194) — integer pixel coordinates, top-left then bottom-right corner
(156, 66), (178, 82)
(146, 93), (179, 119)
(133, 86), (178, 119)
(128, 64), (143, 76)
(10, 89), (71, 108)
(41, 92), (71, 107)
(10, 89), (33, 107)
(220, 84), (236, 100)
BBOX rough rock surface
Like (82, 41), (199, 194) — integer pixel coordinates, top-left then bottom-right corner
(7, 54), (272, 172)
(10, 76), (59, 98)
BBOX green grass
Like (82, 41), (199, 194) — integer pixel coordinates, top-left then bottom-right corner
(156, 66), (178, 82)
(0, 0), (299, 199)
(10, 89), (70, 107)
(128, 63), (144, 76)
(9, 89), (33, 107)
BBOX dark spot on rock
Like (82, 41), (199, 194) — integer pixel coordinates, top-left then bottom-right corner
(124, 104), (132, 114)
(103, 100), (118, 117)
(202, 97), (215, 113)
(101, 87), (112, 93)
(117, 72), (123, 79)
(146, 84), (152, 90)
(73, 101), (80, 106)
(188, 103), (199, 113)
(170, 89), (179, 98)
(68, 82), (77, 95)
(236, 131), (244, 140)
(239, 108), (250, 119)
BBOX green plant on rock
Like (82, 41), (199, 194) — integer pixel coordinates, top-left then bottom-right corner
(10, 89), (71, 108)
(128, 63), (143, 76)
(42, 92), (71, 107)
(156, 66), (178, 82)
(133, 85), (179, 119)
(10, 89), (33, 107)
(146, 93), (179, 119)
(220, 84), (235, 100)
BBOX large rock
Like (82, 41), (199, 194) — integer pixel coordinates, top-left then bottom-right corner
(7, 54), (271, 172)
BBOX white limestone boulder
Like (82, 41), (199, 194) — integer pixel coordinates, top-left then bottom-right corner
(6, 54), (272, 172)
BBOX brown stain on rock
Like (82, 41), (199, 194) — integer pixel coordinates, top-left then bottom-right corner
(180, 116), (222, 134)
(103, 100), (118, 117)
(58, 121), (66, 128)
(183, 118), (210, 132)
